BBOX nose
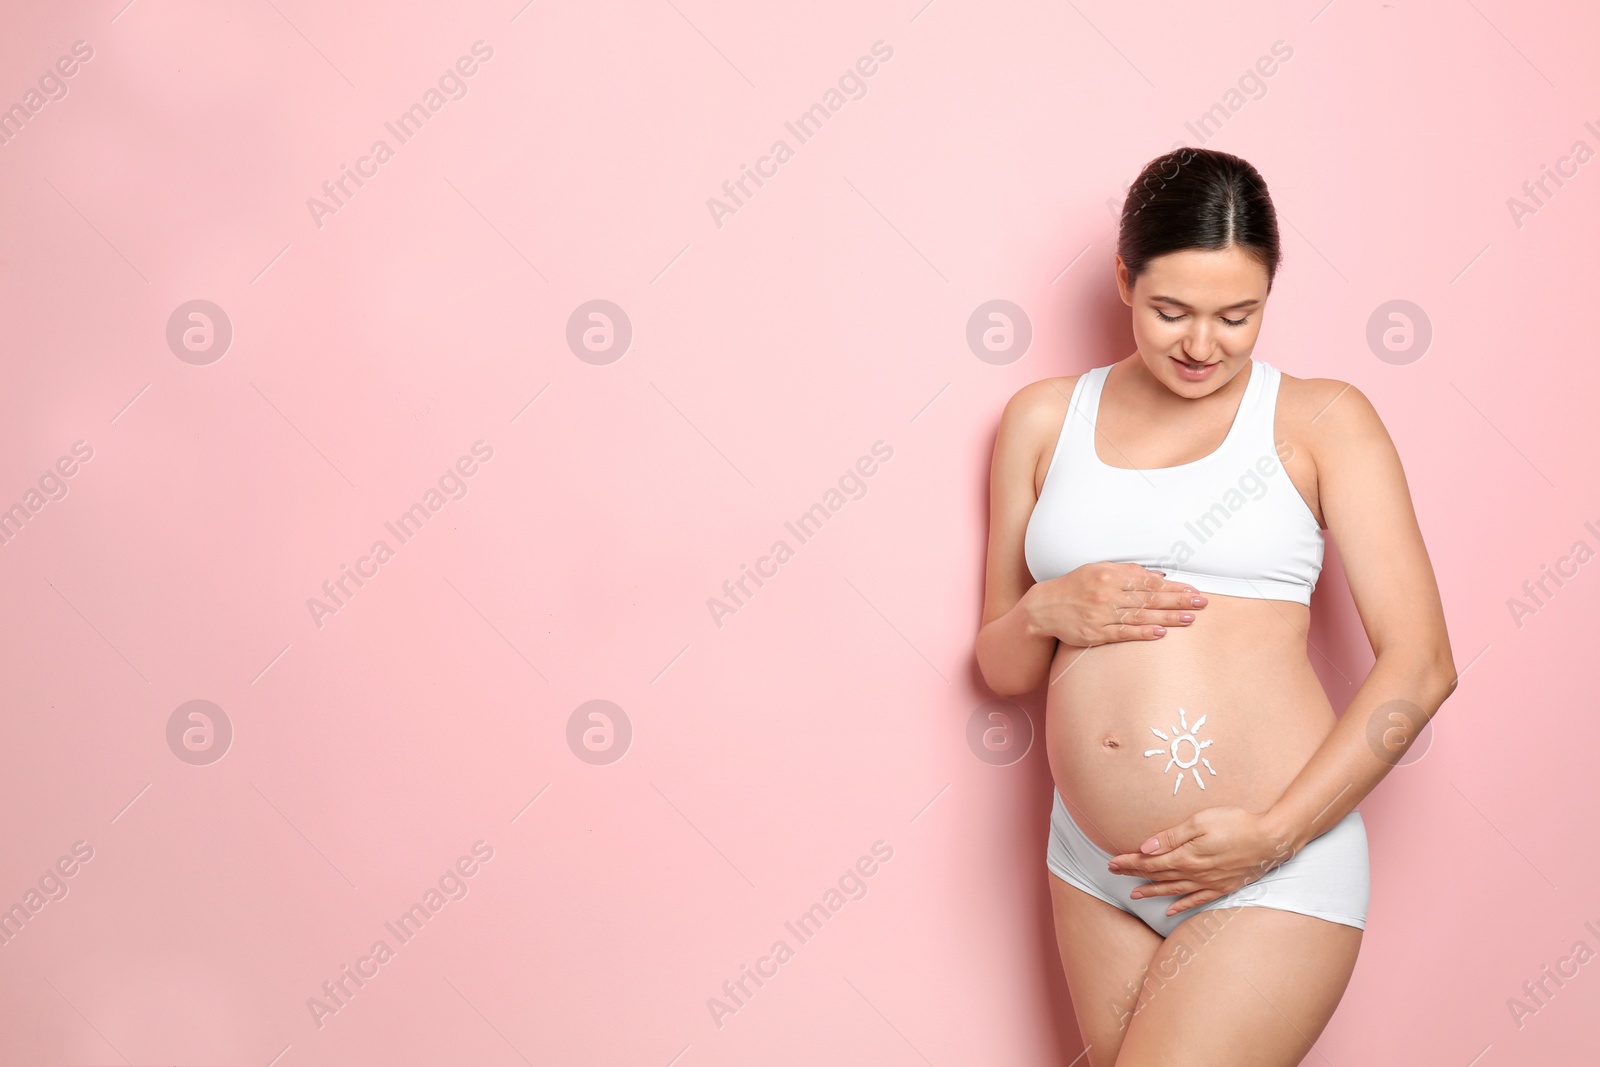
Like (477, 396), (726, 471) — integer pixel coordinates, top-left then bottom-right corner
(1182, 325), (1219, 360)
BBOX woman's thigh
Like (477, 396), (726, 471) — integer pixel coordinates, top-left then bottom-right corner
(1047, 871), (1164, 1067)
(1116, 905), (1364, 1067)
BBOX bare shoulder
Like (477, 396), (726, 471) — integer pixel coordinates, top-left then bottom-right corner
(998, 374), (1081, 437)
(993, 375), (1083, 493)
(1275, 368), (1391, 453)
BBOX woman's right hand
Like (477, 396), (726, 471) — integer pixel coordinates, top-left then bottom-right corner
(1024, 562), (1207, 647)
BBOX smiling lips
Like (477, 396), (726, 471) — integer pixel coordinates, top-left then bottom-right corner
(1171, 355), (1222, 380)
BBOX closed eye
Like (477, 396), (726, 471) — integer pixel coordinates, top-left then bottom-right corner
(1155, 309), (1250, 327)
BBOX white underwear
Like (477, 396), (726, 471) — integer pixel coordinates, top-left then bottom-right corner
(1046, 789), (1370, 938)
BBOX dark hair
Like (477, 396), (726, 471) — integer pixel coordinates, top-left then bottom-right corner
(1117, 147), (1282, 292)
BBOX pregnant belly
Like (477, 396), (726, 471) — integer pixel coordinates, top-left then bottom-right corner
(1045, 595), (1336, 857)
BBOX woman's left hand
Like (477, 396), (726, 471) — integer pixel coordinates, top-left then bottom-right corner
(1106, 805), (1295, 916)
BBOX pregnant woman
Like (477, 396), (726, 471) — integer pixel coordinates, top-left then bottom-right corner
(976, 148), (1457, 1066)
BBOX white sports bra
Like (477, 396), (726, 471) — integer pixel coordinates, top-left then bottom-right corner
(1024, 359), (1325, 606)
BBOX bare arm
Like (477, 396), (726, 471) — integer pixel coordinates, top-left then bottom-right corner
(976, 379), (1207, 696)
(975, 382), (1067, 696)
(1263, 380), (1458, 851)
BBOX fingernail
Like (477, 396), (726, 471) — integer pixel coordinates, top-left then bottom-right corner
(1140, 837), (1160, 853)
(1179, 612), (1195, 622)
(1151, 626), (1166, 636)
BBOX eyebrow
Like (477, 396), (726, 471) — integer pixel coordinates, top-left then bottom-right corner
(1150, 295), (1263, 311)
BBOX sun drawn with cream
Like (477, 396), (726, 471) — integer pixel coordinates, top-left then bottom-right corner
(1144, 707), (1219, 795)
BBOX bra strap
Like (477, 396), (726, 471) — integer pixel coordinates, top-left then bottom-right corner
(1070, 364), (1109, 453)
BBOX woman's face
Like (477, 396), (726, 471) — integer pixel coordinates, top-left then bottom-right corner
(1115, 244), (1271, 395)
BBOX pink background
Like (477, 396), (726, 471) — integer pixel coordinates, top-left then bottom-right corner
(2, 1), (1597, 1064)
